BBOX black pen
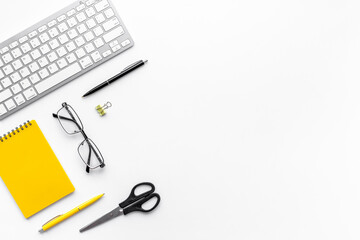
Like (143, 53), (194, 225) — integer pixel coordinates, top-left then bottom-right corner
(82, 60), (148, 97)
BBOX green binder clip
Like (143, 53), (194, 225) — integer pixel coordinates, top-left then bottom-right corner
(96, 102), (112, 116)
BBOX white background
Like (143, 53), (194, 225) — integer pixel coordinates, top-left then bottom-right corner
(0, 0), (359, 239)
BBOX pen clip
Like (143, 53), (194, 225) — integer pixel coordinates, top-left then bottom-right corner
(42, 215), (62, 226)
(121, 60), (143, 73)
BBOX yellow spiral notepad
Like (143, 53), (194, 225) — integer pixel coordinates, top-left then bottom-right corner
(0, 120), (74, 218)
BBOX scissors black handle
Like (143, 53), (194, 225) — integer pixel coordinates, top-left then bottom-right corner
(119, 182), (161, 215)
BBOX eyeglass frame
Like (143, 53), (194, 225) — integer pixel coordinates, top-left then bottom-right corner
(52, 102), (105, 173)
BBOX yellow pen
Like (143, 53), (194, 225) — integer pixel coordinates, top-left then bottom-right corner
(39, 193), (104, 233)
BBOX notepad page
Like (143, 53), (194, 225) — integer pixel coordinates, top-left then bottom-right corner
(0, 120), (74, 218)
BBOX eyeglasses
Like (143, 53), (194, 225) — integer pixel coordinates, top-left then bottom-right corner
(53, 102), (105, 173)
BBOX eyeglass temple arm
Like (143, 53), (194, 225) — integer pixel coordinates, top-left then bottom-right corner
(86, 146), (92, 173)
(52, 113), (83, 131)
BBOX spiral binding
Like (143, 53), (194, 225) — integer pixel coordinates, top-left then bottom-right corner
(0, 120), (32, 143)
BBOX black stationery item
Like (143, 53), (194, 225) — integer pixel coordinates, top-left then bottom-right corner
(83, 60), (148, 97)
(79, 182), (161, 233)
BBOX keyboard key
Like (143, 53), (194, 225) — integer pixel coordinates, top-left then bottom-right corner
(112, 44), (121, 52)
(47, 52), (59, 62)
(0, 59), (3, 68)
(76, 12), (87, 23)
(103, 27), (124, 43)
(23, 87), (37, 100)
(12, 60), (23, 70)
(65, 41), (77, 52)
(67, 17), (77, 28)
(3, 65), (14, 75)
(86, 0), (96, 6)
(0, 104), (6, 115)
(40, 44), (51, 54)
(121, 39), (131, 47)
(93, 26), (104, 37)
(39, 68), (50, 79)
(95, 13), (106, 23)
(67, 9), (76, 17)
(14, 94), (25, 105)
(49, 39), (60, 49)
(67, 29), (78, 39)
(29, 73), (41, 84)
(58, 22), (69, 33)
(38, 57), (49, 68)
(11, 48), (22, 58)
(84, 31), (95, 41)
(76, 4), (85, 11)
(19, 36), (28, 43)
(39, 32), (50, 43)
(29, 62), (40, 72)
(75, 36), (86, 47)
(80, 56), (93, 69)
(59, 34), (69, 44)
(48, 63), (59, 74)
(85, 43), (95, 53)
(57, 15), (66, 22)
(66, 53), (76, 63)
(19, 67), (30, 78)
(1, 47), (9, 54)
(0, 70), (4, 79)
(48, 20), (57, 28)
(49, 28), (60, 38)
(104, 8), (114, 18)
(5, 99), (16, 110)
(77, 24), (87, 34)
(30, 49), (41, 60)
(57, 58), (68, 69)
(20, 79), (31, 89)
(94, 38), (104, 48)
(102, 50), (111, 58)
(35, 63), (81, 94)
(91, 51), (102, 62)
(103, 17), (119, 31)
(21, 43), (32, 54)
(75, 48), (86, 58)
(95, 0), (109, 12)
(28, 31), (38, 38)
(85, 7), (96, 17)
(1, 77), (12, 88)
(56, 47), (67, 57)
(10, 72), (21, 83)
(21, 55), (32, 65)
(11, 84), (22, 94)
(30, 38), (41, 48)
(109, 40), (119, 48)
(0, 89), (12, 102)
(2, 53), (13, 64)
(38, 25), (48, 33)
(10, 41), (19, 49)
(86, 19), (96, 29)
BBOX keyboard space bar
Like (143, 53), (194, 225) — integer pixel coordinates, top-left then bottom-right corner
(35, 63), (82, 94)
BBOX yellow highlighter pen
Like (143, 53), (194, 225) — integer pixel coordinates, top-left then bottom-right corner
(39, 193), (104, 233)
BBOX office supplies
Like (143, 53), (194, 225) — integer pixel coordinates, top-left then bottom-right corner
(53, 102), (105, 173)
(80, 182), (161, 233)
(0, 0), (134, 120)
(96, 101), (112, 116)
(82, 60), (148, 97)
(0, 120), (74, 218)
(39, 193), (104, 233)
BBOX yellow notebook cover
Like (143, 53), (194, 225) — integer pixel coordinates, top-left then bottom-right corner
(0, 120), (74, 218)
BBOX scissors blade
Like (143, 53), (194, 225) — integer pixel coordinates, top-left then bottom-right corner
(79, 207), (123, 233)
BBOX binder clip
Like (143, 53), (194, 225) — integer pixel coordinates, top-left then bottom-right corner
(96, 102), (112, 116)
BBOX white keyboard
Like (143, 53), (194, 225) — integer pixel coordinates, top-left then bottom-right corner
(0, 0), (133, 120)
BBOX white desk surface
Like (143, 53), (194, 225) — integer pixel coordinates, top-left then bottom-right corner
(0, 0), (359, 239)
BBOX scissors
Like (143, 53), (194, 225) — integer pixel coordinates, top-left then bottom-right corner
(79, 182), (161, 233)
